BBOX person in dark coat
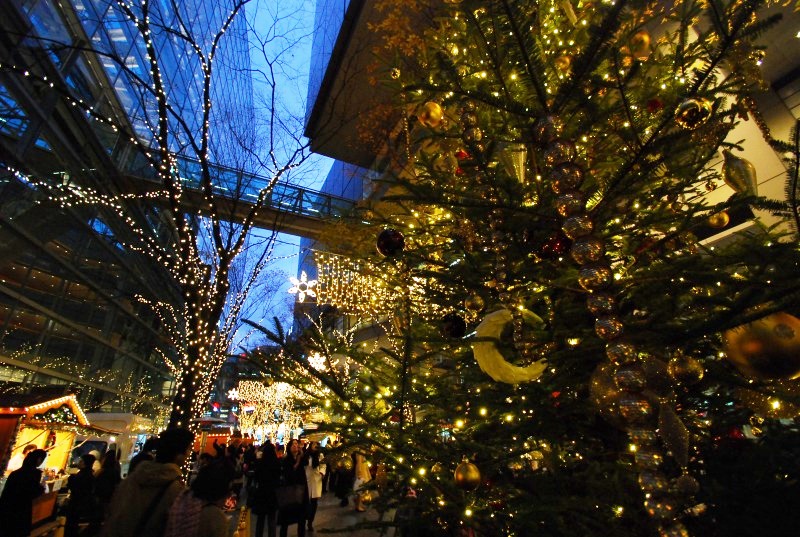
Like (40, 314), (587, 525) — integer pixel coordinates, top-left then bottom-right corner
(94, 449), (122, 527)
(278, 439), (308, 537)
(128, 436), (157, 475)
(0, 448), (47, 537)
(65, 453), (97, 537)
(250, 442), (281, 537)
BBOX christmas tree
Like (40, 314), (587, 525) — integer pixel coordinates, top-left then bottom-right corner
(252, 0), (800, 535)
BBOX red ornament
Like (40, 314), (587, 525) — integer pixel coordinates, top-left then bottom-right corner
(455, 148), (471, 160)
(377, 228), (405, 257)
(646, 98), (664, 113)
(727, 426), (745, 439)
(539, 233), (572, 258)
(455, 167), (465, 176)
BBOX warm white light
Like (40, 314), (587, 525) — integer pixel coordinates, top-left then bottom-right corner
(287, 271), (317, 302)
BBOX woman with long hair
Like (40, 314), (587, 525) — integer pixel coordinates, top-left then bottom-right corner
(278, 439), (308, 537)
(250, 441), (281, 537)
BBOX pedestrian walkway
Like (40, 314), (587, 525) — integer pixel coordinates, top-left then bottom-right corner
(248, 493), (395, 537)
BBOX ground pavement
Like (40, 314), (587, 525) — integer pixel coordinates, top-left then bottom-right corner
(247, 492), (396, 537)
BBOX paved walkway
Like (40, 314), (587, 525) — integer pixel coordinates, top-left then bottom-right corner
(247, 493), (396, 537)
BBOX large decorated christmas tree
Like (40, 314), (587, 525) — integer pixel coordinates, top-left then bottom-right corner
(254, 0), (800, 535)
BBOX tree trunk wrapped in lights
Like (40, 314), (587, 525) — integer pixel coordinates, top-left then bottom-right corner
(0, 0), (312, 431)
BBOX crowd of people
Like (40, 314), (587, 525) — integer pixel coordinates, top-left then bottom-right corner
(0, 430), (374, 537)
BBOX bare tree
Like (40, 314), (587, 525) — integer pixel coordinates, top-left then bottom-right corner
(0, 0), (319, 429)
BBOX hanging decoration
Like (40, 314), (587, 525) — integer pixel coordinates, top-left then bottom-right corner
(454, 459), (482, 491)
(722, 311), (800, 380)
(314, 252), (394, 314)
(674, 98), (713, 130)
(287, 271), (318, 303)
(721, 149), (759, 196)
(471, 309), (548, 384)
(376, 228), (406, 257)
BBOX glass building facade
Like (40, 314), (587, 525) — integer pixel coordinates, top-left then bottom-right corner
(0, 0), (254, 416)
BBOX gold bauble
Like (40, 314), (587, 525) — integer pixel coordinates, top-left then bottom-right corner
(554, 55), (572, 72)
(465, 294), (485, 313)
(590, 359), (671, 428)
(723, 312), (800, 380)
(674, 98), (712, 130)
(419, 101), (444, 128)
(454, 460), (481, 491)
(390, 67), (401, 79)
(630, 30), (652, 61)
(667, 352), (705, 385)
(706, 211), (730, 229)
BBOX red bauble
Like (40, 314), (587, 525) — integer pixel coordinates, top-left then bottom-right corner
(455, 149), (471, 160)
(440, 313), (467, 339)
(646, 98), (664, 113)
(377, 228), (405, 257)
(539, 233), (572, 258)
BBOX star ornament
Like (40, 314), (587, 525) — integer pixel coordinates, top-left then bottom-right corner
(288, 271), (318, 302)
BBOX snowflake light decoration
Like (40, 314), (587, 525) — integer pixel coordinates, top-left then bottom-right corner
(288, 271), (317, 302)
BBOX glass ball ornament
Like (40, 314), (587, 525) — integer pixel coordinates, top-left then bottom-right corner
(644, 495), (678, 519)
(606, 340), (637, 365)
(464, 294), (485, 313)
(618, 394), (654, 425)
(390, 67), (401, 79)
(638, 470), (670, 494)
(589, 363), (624, 428)
(555, 190), (586, 217)
(629, 428), (659, 447)
(554, 54), (572, 72)
(723, 311), (800, 380)
(595, 315), (624, 340)
(658, 522), (690, 537)
(587, 292), (617, 316)
(454, 460), (481, 490)
(543, 139), (576, 166)
(461, 112), (478, 127)
(550, 162), (585, 194)
(707, 210), (730, 229)
(674, 97), (712, 130)
(571, 235), (605, 265)
(419, 102), (444, 128)
(463, 127), (483, 142)
(562, 214), (594, 239)
(440, 312), (467, 339)
(673, 473), (700, 498)
(533, 116), (562, 144)
(578, 263), (614, 291)
(614, 364), (647, 391)
(667, 351), (704, 385)
(376, 228), (405, 257)
(633, 445), (663, 468)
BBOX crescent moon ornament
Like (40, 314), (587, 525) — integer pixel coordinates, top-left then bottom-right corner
(471, 308), (548, 384)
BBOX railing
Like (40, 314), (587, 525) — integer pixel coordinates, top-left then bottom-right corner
(128, 154), (355, 222)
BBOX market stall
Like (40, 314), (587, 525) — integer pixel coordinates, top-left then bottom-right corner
(0, 391), (117, 527)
